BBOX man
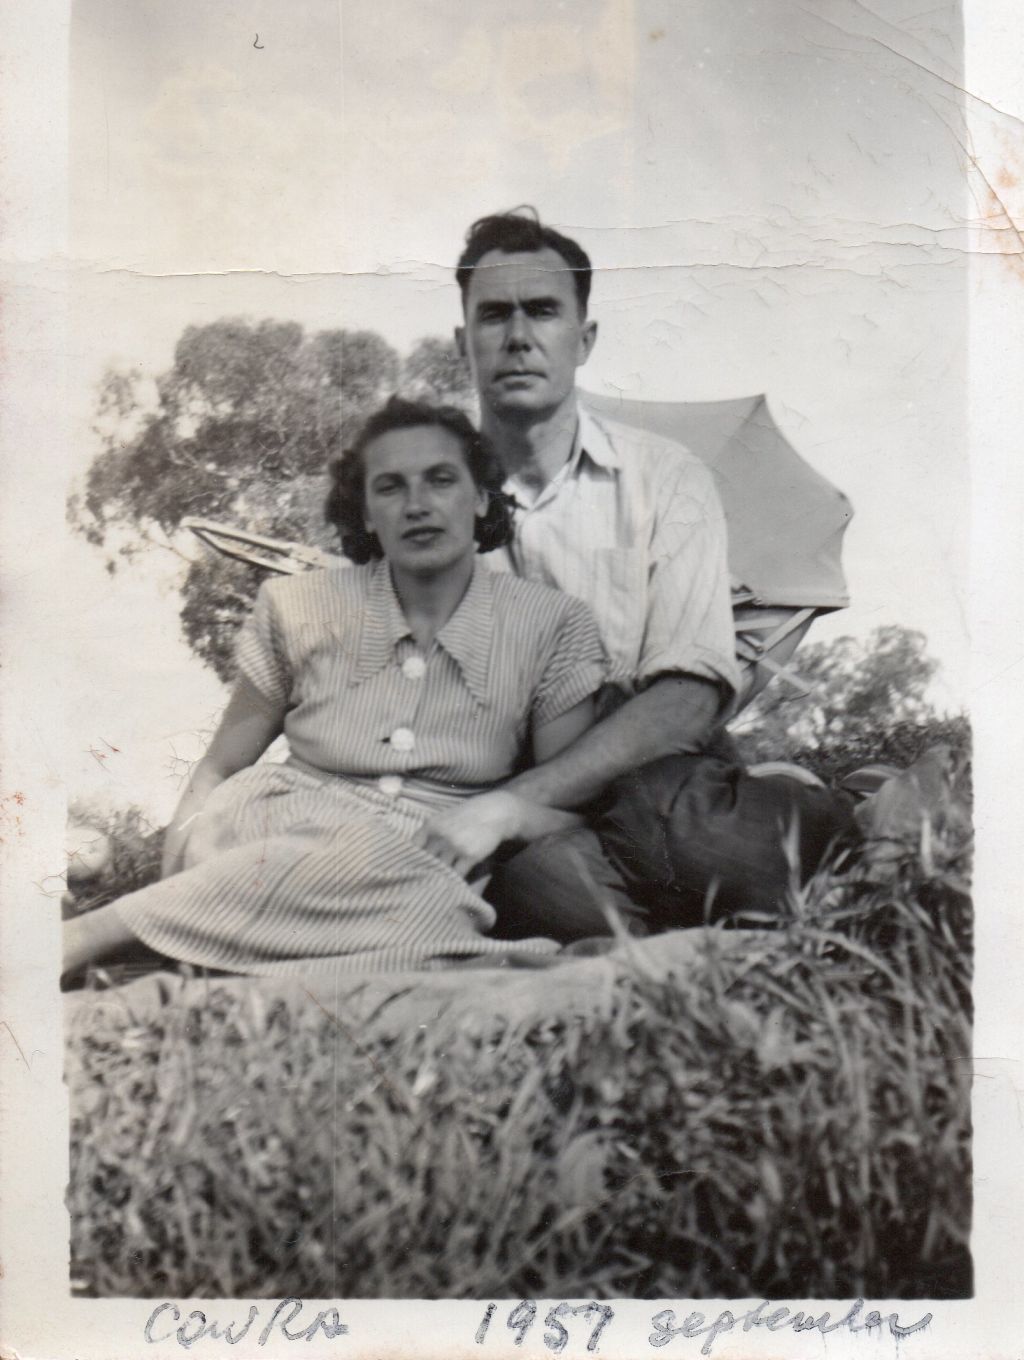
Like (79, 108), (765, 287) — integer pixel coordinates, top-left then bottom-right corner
(420, 209), (856, 938)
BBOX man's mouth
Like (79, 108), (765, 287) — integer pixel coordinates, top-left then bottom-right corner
(496, 369), (542, 380)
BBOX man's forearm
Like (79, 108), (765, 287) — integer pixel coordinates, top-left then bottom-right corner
(506, 675), (722, 810)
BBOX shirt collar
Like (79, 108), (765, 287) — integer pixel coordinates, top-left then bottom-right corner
(575, 406), (624, 471)
(503, 406), (623, 509)
(351, 557), (493, 706)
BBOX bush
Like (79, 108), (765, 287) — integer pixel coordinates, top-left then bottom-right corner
(66, 801), (164, 918)
(736, 712), (972, 789)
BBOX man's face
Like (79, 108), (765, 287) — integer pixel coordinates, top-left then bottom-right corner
(362, 425), (486, 579)
(457, 247), (597, 422)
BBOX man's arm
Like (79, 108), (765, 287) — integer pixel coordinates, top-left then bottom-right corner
(505, 672), (721, 810)
(417, 674), (721, 874)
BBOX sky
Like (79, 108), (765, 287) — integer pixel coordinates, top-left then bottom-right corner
(64, 0), (974, 819)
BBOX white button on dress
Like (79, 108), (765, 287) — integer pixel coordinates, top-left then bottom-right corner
(402, 655), (427, 681)
(389, 727), (415, 752)
(377, 775), (404, 797)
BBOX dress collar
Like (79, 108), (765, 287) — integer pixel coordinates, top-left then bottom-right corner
(351, 557), (493, 706)
(350, 559), (411, 687)
(434, 559), (494, 707)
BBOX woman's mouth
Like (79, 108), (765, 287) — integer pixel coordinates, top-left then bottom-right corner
(402, 527), (444, 544)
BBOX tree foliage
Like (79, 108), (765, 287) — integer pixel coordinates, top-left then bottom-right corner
(71, 319), (417, 680)
(734, 625), (967, 783)
(400, 336), (476, 410)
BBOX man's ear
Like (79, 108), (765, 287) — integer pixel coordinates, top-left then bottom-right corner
(578, 318), (598, 366)
(454, 325), (467, 359)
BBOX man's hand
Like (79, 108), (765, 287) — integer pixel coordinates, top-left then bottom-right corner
(414, 790), (525, 878)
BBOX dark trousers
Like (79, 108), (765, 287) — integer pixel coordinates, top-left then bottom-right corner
(486, 750), (861, 943)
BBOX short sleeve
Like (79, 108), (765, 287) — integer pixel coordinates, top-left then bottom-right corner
(638, 459), (740, 700)
(531, 597), (608, 728)
(234, 582), (291, 709)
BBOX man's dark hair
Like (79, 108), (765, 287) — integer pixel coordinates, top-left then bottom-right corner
(325, 396), (515, 564)
(456, 207), (592, 315)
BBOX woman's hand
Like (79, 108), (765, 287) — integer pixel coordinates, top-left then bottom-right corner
(415, 791), (585, 879)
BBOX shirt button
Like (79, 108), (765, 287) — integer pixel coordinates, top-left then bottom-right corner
(402, 655), (427, 681)
(389, 727), (415, 752)
(378, 775), (404, 797)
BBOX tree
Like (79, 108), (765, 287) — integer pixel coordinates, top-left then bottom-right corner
(401, 336), (476, 410)
(732, 624), (966, 782)
(71, 319), (402, 680)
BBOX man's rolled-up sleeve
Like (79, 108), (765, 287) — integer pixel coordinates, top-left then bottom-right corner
(637, 458), (740, 701)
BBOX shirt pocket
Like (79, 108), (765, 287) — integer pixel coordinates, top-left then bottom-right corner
(588, 548), (647, 676)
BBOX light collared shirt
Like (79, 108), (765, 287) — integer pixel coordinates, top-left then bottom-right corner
(487, 407), (740, 699)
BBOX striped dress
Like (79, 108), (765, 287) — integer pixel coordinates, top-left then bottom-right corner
(117, 559), (606, 975)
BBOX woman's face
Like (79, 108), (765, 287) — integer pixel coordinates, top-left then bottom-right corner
(362, 425), (487, 578)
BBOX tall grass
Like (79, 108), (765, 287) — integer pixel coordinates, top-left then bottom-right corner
(66, 835), (971, 1300)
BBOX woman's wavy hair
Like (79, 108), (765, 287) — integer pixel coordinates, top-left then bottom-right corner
(325, 397), (515, 564)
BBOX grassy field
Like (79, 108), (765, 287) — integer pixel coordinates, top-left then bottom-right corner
(66, 820), (972, 1301)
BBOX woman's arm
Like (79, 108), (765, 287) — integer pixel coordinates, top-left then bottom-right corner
(531, 694), (595, 766)
(161, 676), (285, 878)
(415, 696), (596, 877)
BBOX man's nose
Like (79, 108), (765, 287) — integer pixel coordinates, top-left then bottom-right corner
(505, 309), (532, 349)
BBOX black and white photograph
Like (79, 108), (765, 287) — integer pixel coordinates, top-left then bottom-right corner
(1, 1), (1022, 1356)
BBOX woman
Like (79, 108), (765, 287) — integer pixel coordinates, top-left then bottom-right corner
(63, 399), (606, 980)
